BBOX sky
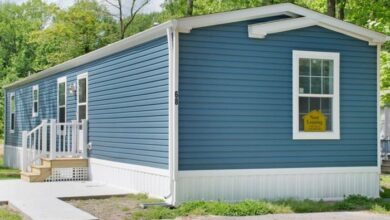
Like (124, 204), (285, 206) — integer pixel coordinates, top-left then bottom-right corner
(0, 0), (164, 13)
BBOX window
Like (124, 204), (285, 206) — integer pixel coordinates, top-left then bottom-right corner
(32, 85), (39, 117)
(10, 93), (15, 133)
(77, 73), (88, 122)
(57, 77), (67, 124)
(293, 50), (340, 140)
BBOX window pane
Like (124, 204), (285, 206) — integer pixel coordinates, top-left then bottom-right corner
(59, 83), (65, 106)
(11, 113), (15, 130)
(299, 76), (310, 94)
(323, 77), (333, 94)
(78, 105), (86, 122)
(311, 59), (322, 76)
(11, 96), (15, 113)
(323, 60), (333, 77)
(34, 102), (38, 113)
(299, 59), (310, 76)
(311, 77), (321, 94)
(78, 78), (86, 103)
(59, 107), (66, 123)
(33, 89), (38, 101)
(299, 97), (332, 132)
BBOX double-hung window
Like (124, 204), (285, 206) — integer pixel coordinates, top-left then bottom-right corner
(57, 77), (67, 124)
(77, 73), (88, 122)
(292, 50), (340, 139)
(10, 93), (16, 133)
(32, 85), (39, 117)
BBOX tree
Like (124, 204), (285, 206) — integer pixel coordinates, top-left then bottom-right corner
(327, 0), (336, 17)
(105, 0), (150, 39)
(186, 0), (193, 16)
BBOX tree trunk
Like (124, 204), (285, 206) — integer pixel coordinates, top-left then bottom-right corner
(187, 0), (193, 16)
(338, 0), (346, 20)
(327, 0), (336, 17)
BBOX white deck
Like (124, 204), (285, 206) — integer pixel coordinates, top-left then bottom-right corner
(0, 180), (130, 220)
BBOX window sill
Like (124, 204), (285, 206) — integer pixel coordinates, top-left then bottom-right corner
(293, 131), (340, 140)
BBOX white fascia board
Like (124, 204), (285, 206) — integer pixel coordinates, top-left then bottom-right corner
(4, 21), (174, 89)
(248, 17), (317, 38)
(176, 3), (388, 44)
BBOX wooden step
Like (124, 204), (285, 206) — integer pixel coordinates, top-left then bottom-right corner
(21, 157), (88, 182)
(41, 157), (88, 168)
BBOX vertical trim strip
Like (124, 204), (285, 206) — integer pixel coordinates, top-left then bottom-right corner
(377, 45), (381, 174)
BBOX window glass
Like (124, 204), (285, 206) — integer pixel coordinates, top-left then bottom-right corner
(78, 105), (86, 122)
(59, 83), (66, 106)
(59, 107), (66, 123)
(78, 78), (86, 103)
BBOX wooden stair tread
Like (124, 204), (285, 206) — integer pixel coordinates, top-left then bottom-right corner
(21, 172), (40, 177)
(31, 165), (51, 169)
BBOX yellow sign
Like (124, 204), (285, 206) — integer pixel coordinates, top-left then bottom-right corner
(303, 110), (327, 132)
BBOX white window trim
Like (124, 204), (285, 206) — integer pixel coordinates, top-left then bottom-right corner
(32, 85), (39, 118)
(77, 72), (88, 122)
(57, 76), (67, 123)
(9, 92), (15, 133)
(292, 50), (340, 140)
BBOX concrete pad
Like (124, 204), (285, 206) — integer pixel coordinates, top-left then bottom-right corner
(181, 211), (390, 220)
(0, 180), (130, 220)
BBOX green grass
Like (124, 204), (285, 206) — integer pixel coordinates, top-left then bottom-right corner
(0, 207), (22, 220)
(381, 175), (390, 198)
(0, 156), (20, 180)
(132, 195), (390, 220)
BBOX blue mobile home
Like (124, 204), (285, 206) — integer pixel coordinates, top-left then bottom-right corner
(3, 3), (389, 205)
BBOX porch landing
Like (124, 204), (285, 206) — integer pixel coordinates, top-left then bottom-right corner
(0, 180), (130, 220)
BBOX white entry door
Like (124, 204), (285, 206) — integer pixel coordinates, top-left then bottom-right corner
(77, 73), (88, 152)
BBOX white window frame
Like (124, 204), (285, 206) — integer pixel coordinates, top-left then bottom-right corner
(292, 50), (340, 140)
(9, 92), (15, 133)
(77, 72), (88, 122)
(32, 85), (39, 118)
(57, 77), (67, 123)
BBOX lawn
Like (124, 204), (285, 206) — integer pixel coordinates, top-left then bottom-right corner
(381, 175), (390, 198)
(0, 156), (19, 180)
(0, 206), (22, 220)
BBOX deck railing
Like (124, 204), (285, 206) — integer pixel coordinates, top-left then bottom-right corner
(21, 119), (88, 172)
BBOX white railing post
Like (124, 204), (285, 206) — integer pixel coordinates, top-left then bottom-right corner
(21, 131), (28, 172)
(41, 120), (48, 156)
(82, 119), (88, 158)
(49, 119), (57, 159)
(71, 120), (77, 155)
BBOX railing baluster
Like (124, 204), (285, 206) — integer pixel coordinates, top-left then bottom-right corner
(42, 120), (47, 156)
(72, 120), (77, 156)
(50, 119), (56, 159)
(67, 124), (70, 153)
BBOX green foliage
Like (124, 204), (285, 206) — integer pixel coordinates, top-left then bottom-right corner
(0, 207), (22, 220)
(0, 0), (388, 139)
(0, 156), (20, 179)
(132, 195), (390, 219)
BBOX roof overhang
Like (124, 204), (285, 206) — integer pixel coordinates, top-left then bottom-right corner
(4, 3), (389, 89)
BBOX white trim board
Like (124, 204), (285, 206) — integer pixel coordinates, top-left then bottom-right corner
(176, 166), (379, 204)
(4, 3), (388, 90)
(89, 158), (170, 199)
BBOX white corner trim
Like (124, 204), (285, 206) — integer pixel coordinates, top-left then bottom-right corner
(167, 26), (179, 205)
(248, 17), (317, 38)
(377, 45), (381, 172)
(292, 50), (340, 140)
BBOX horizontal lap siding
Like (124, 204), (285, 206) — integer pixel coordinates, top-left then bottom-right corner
(179, 21), (377, 170)
(5, 37), (169, 169)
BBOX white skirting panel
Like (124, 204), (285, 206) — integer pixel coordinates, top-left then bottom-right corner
(4, 145), (22, 169)
(89, 158), (170, 199)
(177, 167), (379, 204)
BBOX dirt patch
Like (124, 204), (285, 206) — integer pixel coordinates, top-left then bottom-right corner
(67, 194), (162, 220)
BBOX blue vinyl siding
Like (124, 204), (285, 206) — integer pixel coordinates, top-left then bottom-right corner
(4, 37), (169, 169)
(179, 20), (377, 170)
